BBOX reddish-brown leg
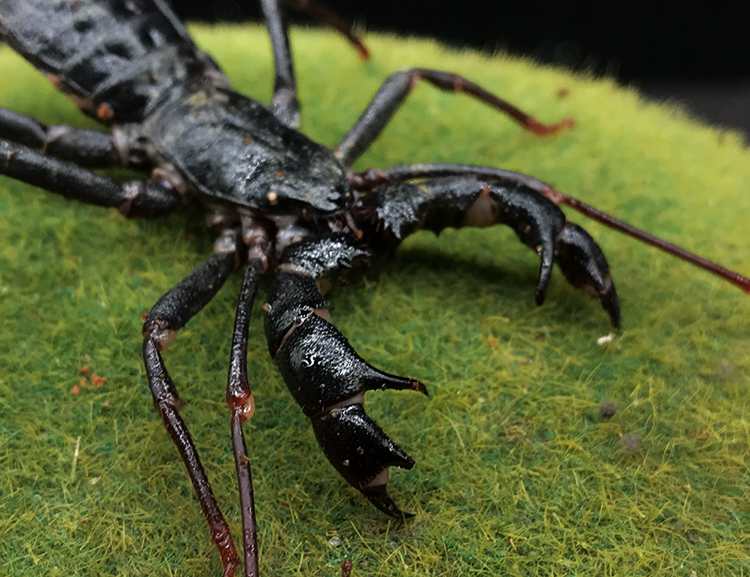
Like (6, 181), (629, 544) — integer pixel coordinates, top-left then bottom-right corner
(226, 260), (265, 577)
(142, 247), (241, 576)
(335, 68), (573, 166)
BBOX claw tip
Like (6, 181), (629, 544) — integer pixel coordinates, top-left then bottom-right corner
(414, 380), (429, 396)
(361, 485), (413, 519)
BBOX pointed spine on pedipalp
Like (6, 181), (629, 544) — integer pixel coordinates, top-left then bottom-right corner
(263, 234), (426, 517)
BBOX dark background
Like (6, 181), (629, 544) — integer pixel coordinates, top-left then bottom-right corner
(172, 1), (750, 139)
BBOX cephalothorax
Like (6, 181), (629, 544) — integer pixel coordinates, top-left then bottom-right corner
(1, 1), (748, 576)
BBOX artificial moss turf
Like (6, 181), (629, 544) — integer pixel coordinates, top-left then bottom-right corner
(1, 24), (749, 577)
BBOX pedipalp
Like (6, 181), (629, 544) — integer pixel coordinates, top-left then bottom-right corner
(347, 174), (622, 327)
(264, 234), (427, 517)
(354, 163), (750, 296)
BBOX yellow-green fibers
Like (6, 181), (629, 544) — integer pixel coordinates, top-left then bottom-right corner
(1, 24), (749, 577)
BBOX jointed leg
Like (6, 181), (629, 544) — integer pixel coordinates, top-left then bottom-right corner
(260, 0), (300, 129)
(335, 69), (574, 166)
(283, 0), (370, 59)
(143, 235), (242, 577)
(260, 0), (369, 129)
(0, 140), (181, 218)
(0, 107), (117, 167)
(226, 260), (265, 577)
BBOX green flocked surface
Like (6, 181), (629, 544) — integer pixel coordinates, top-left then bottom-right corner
(1, 25), (749, 577)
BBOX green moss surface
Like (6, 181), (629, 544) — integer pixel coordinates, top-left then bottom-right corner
(1, 25), (749, 577)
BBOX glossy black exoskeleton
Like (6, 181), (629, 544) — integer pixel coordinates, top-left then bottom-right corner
(2, 1), (749, 576)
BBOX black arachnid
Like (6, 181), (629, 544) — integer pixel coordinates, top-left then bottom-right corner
(1, 1), (749, 575)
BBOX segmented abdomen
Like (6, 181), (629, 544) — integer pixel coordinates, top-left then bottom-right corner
(0, 0), (224, 122)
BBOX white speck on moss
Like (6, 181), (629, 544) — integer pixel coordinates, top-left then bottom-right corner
(597, 333), (616, 345)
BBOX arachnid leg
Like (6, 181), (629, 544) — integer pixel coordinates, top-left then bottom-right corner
(264, 234), (427, 517)
(282, 0), (370, 59)
(0, 140), (181, 218)
(261, 0), (370, 129)
(0, 107), (117, 167)
(335, 68), (574, 166)
(143, 233), (242, 577)
(226, 259), (265, 577)
(352, 175), (621, 328)
(260, 0), (300, 129)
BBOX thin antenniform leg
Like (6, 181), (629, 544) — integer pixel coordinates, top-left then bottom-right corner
(226, 259), (265, 577)
(352, 163), (750, 295)
(545, 191), (750, 295)
(335, 69), (574, 166)
(142, 236), (242, 577)
(0, 140), (181, 218)
(0, 107), (117, 167)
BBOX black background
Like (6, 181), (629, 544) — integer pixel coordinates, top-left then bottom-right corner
(172, 1), (750, 137)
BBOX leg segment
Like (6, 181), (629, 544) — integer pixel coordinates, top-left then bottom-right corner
(0, 107), (117, 167)
(143, 238), (241, 577)
(283, 0), (370, 59)
(264, 234), (427, 516)
(260, 0), (369, 128)
(260, 0), (300, 129)
(351, 174), (621, 328)
(335, 69), (574, 166)
(226, 260), (265, 577)
(0, 140), (181, 218)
